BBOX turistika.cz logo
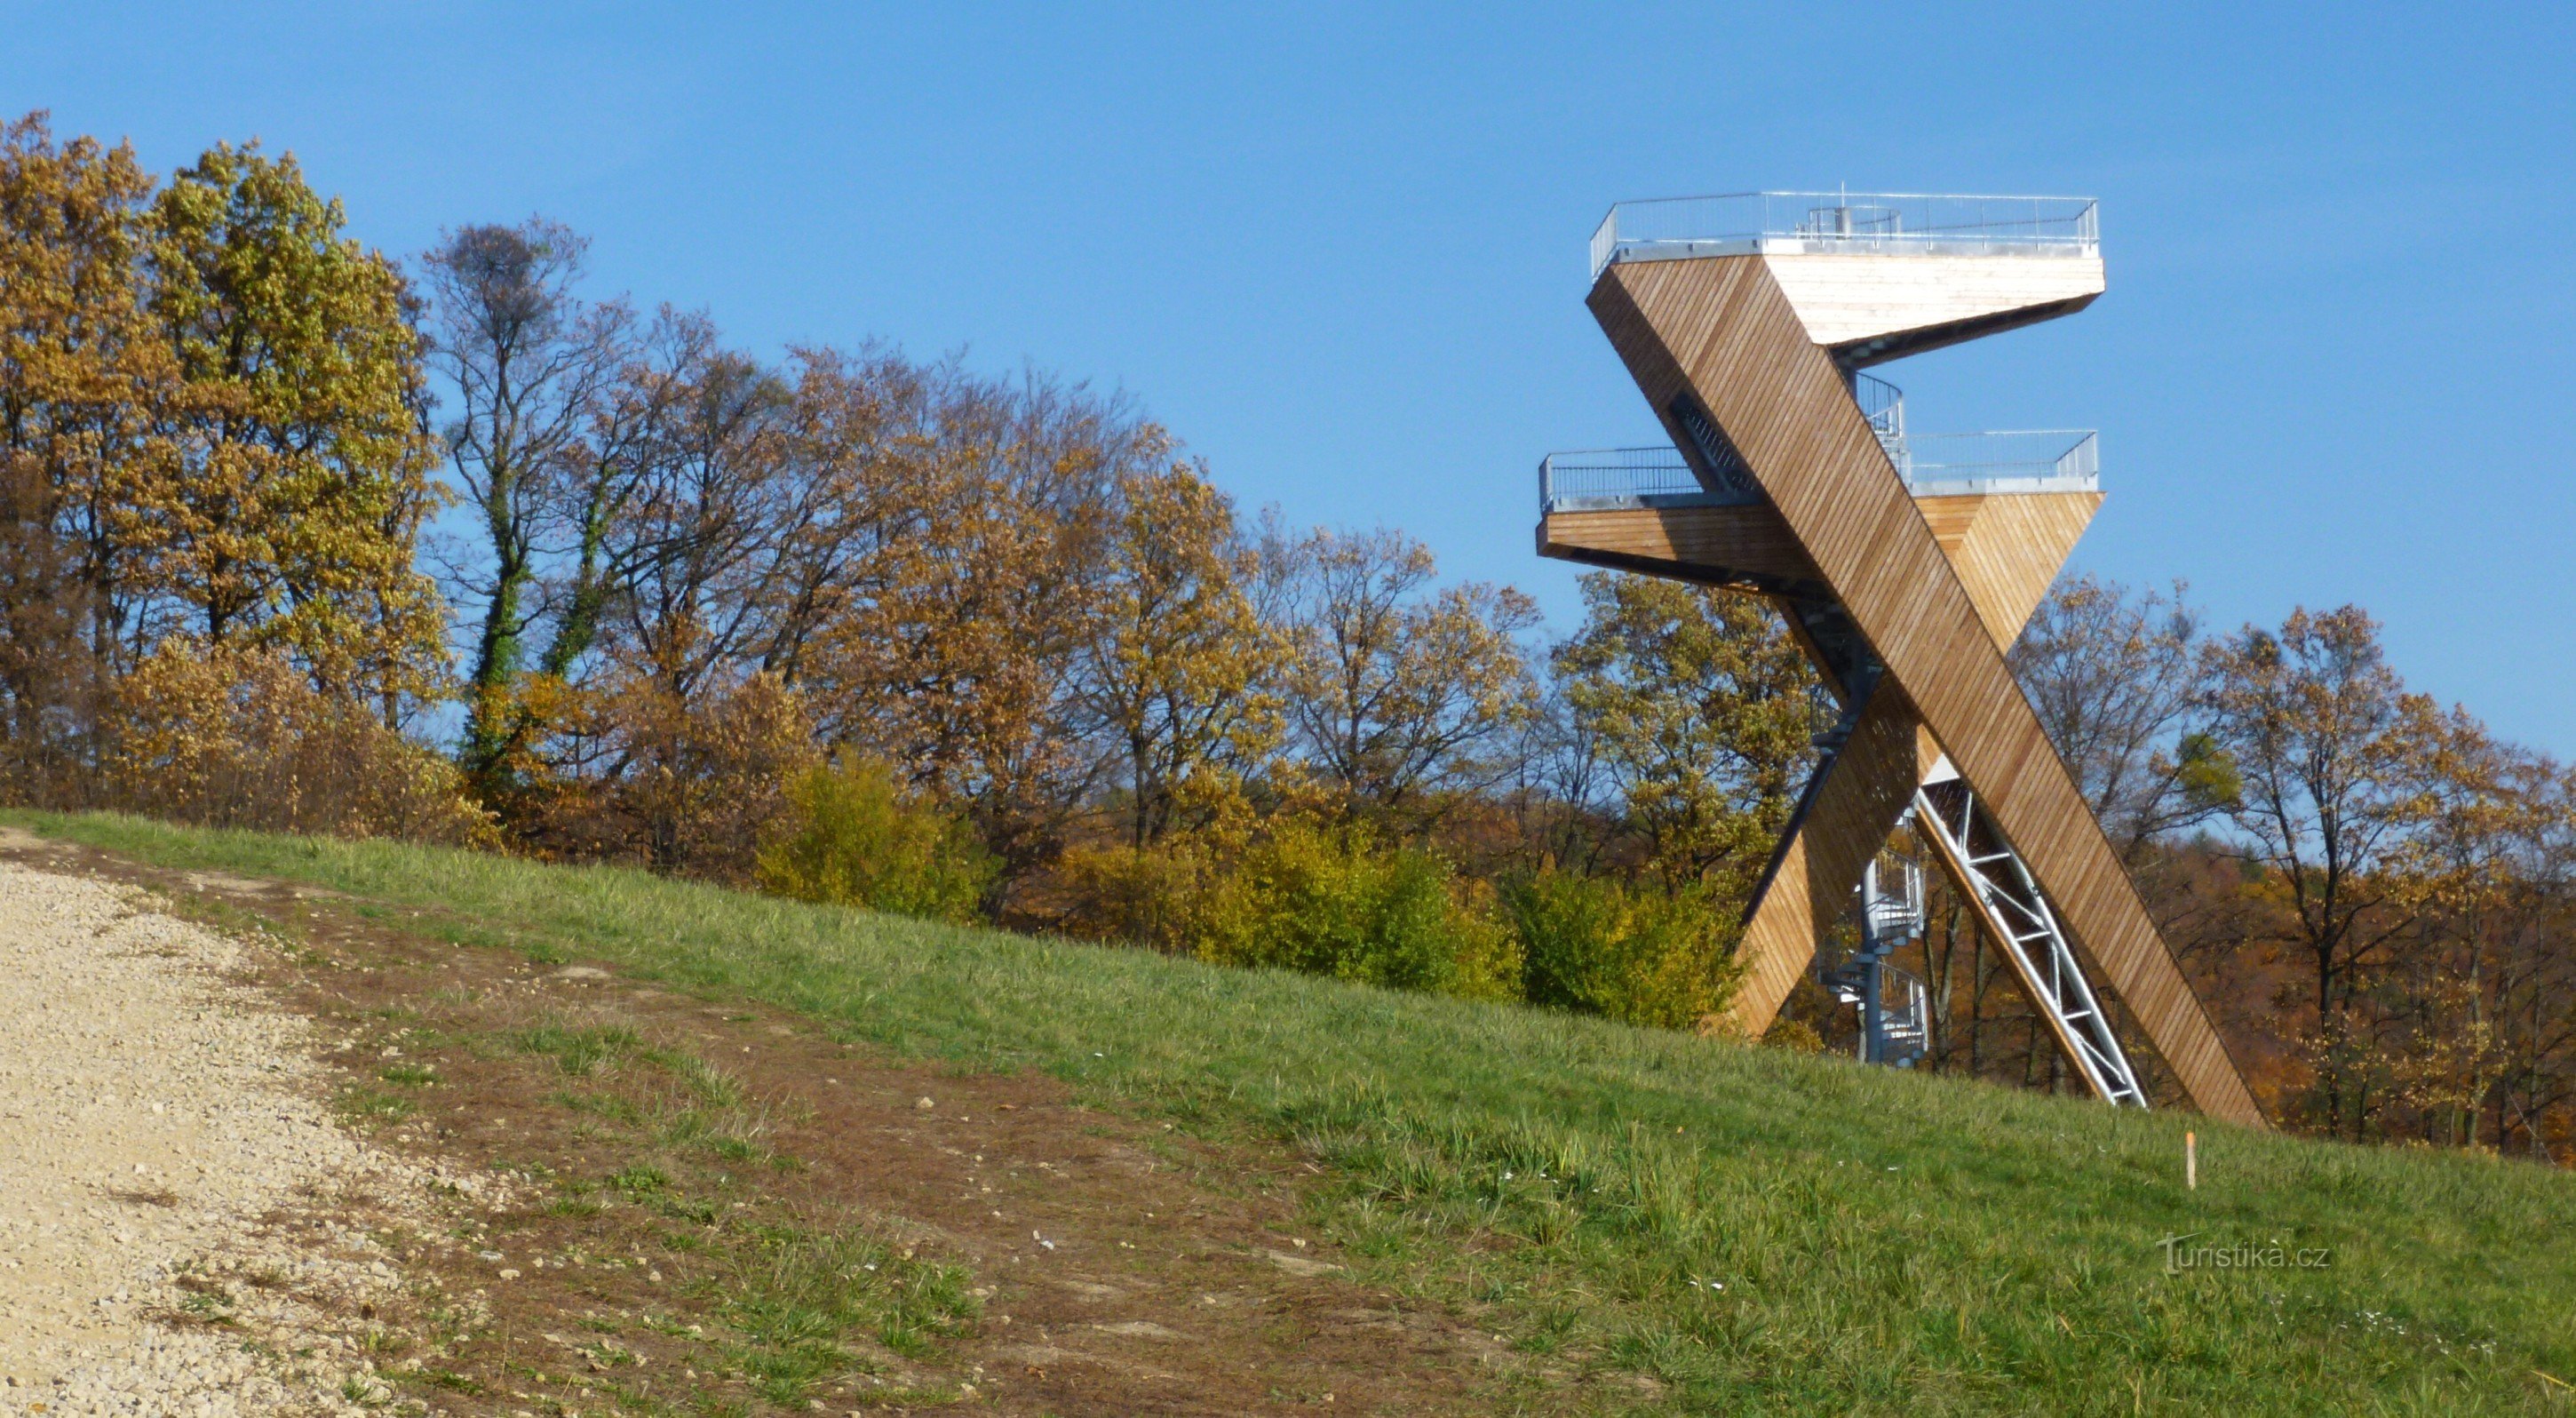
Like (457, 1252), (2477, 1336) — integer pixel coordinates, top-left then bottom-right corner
(2156, 1232), (2332, 1275)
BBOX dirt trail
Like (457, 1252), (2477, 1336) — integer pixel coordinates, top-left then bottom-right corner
(0, 832), (1508, 1416)
(0, 848), (440, 1414)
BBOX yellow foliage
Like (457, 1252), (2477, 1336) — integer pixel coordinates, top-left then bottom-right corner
(1759, 1016), (1825, 1054)
(1191, 816), (1523, 1002)
(1077, 461), (1285, 848)
(1052, 837), (1220, 953)
(1499, 868), (1745, 1029)
(103, 640), (489, 844)
(757, 755), (996, 925)
(1055, 810), (1523, 1004)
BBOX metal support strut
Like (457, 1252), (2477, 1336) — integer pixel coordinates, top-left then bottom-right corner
(1913, 763), (2148, 1107)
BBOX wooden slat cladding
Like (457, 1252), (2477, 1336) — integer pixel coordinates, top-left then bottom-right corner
(1588, 256), (2263, 1127)
(1727, 681), (1935, 1033)
(1916, 492), (2102, 653)
(1539, 505), (1823, 585)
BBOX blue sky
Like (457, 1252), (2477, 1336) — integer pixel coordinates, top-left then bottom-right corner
(7, 3), (2572, 754)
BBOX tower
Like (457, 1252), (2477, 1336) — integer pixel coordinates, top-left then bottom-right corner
(1540, 192), (2262, 1127)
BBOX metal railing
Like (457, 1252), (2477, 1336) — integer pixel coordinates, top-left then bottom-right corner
(1590, 191), (2099, 279)
(1854, 372), (1905, 442)
(1896, 430), (2098, 494)
(1537, 447), (1737, 514)
(1538, 427), (2097, 514)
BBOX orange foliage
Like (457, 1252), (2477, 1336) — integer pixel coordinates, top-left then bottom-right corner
(103, 641), (489, 844)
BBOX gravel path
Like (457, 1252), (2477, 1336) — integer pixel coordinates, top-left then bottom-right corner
(0, 854), (426, 1415)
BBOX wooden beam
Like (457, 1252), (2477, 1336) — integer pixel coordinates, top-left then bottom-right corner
(1917, 492), (2102, 652)
(1538, 503), (1822, 587)
(1728, 681), (1937, 1033)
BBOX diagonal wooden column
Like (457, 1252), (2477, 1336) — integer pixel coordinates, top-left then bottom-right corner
(1590, 255), (2263, 1127)
(1724, 491), (2100, 1034)
(1729, 681), (1936, 1032)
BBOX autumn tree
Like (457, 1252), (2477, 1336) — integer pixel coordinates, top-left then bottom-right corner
(2011, 575), (2237, 859)
(486, 315), (863, 868)
(2194, 605), (2507, 1135)
(1073, 459), (1282, 848)
(802, 369), (1143, 892)
(2201, 607), (2453, 1019)
(1277, 526), (1540, 828)
(2349, 729), (2576, 1153)
(0, 116), (468, 835)
(0, 113), (172, 786)
(422, 218), (632, 775)
(596, 319), (796, 700)
(142, 141), (446, 712)
(1495, 679), (1619, 874)
(743, 343), (922, 688)
(1551, 574), (1821, 890)
(2477, 758), (2576, 1159)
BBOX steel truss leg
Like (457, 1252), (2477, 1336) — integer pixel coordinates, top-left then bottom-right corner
(1913, 765), (2149, 1108)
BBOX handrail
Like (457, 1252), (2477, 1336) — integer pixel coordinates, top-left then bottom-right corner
(1590, 191), (2100, 280)
(1537, 447), (1732, 514)
(1610, 187), (2103, 207)
(1852, 373), (1904, 441)
(1901, 431), (2099, 493)
(1539, 426), (2097, 514)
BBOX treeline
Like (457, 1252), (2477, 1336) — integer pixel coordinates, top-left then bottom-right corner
(4, 114), (2572, 1158)
(1983, 587), (2576, 1154)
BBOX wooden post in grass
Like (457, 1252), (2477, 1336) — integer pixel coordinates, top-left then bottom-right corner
(2186, 1131), (2198, 1190)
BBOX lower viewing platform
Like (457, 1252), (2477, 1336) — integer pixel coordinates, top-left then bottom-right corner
(1537, 428), (2098, 517)
(1537, 434), (2107, 637)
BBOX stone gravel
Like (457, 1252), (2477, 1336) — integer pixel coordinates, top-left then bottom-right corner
(0, 857), (440, 1414)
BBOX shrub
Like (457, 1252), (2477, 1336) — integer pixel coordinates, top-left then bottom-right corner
(102, 641), (490, 845)
(1047, 773), (1269, 950)
(1501, 869), (1744, 1030)
(1050, 838), (1216, 952)
(600, 671), (818, 879)
(756, 756), (996, 925)
(1761, 1016), (1826, 1054)
(1195, 817), (1520, 1000)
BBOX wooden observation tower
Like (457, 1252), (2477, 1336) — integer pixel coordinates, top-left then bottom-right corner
(1540, 193), (2263, 1127)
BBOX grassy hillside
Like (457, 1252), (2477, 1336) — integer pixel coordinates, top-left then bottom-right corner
(15, 809), (2576, 1415)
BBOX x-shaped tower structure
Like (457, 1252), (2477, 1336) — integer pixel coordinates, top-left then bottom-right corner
(1539, 193), (2263, 1127)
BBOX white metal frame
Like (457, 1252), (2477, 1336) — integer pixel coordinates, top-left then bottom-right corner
(1912, 766), (2149, 1108)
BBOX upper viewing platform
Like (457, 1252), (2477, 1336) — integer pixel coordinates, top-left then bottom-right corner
(1588, 191), (2100, 279)
(1588, 191), (2107, 366)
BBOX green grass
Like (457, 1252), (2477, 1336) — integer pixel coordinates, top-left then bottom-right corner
(719, 1222), (979, 1402)
(20, 809), (2576, 1415)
